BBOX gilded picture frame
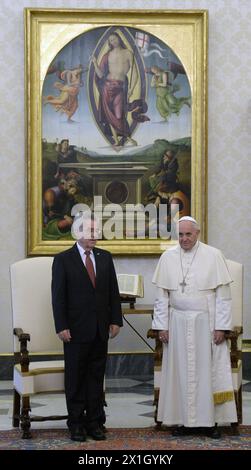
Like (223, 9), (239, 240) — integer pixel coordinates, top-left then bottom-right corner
(26, 8), (208, 255)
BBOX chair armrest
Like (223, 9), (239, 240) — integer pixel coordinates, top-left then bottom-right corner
(147, 329), (163, 362)
(147, 328), (159, 340)
(13, 328), (31, 372)
(14, 328), (30, 341)
(225, 326), (243, 339)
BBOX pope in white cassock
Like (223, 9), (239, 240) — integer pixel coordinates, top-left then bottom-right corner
(152, 216), (237, 439)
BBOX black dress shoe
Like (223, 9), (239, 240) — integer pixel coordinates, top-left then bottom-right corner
(87, 427), (106, 441)
(205, 426), (221, 439)
(172, 426), (190, 436)
(70, 427), (87, 442)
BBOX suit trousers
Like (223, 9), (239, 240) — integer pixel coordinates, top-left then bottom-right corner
(64, 332), (108, 431)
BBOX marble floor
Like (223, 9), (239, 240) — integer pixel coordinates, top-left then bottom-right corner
(0, 377), (250, 430)
(0, 376), (155, 430)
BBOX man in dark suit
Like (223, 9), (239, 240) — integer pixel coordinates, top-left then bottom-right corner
(52, 213), (122, 441)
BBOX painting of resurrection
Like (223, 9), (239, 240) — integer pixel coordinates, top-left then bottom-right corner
(42, 26), (191, 241)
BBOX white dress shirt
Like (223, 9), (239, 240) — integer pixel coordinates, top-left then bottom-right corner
(76, 243), (96, 274)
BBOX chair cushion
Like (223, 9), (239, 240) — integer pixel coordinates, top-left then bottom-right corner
(14, 360), (64, 395)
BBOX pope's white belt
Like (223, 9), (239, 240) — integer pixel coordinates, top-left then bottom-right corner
(170, 293), (208, 312)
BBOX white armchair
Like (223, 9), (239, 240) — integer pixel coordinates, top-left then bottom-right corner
(11, 257), (67, 438)
(225, 259), (243, 423)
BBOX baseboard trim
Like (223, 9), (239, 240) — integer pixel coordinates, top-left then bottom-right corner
(0, 353), (154, 380)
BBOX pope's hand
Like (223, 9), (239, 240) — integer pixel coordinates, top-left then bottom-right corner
(214, 330), (225, 345)
(159, 330), (169, 343)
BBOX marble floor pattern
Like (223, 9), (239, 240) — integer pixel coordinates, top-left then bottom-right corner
(0, 376), (155, 430)
(0, 376), (250, 431)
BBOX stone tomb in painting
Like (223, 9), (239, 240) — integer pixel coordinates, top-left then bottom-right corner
(59, 161), (148, 208)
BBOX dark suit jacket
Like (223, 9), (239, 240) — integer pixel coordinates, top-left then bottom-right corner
(52, 244), (123, 342)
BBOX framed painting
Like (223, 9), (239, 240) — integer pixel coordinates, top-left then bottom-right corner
(26, 8), (208, 255)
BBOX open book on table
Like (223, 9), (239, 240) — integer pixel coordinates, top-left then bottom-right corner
(117, 274), (144, 298)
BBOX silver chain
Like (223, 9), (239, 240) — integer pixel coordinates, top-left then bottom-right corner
(179, 242), (200, 291)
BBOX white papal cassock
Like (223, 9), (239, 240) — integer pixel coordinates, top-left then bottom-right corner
(152, 241), (237, 427)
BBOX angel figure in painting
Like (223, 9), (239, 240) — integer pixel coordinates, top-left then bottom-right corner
(43, 65), (84, 122)
(150, 65), (191, 121)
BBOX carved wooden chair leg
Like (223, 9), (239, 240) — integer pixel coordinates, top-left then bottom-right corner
(12, 389), (21, 427)
(236, 387), (242, 423)
(153, 393), (163, 430)
(20, 396), (32, 439)
(155, 421), (162, 431)
(231, 422), (239, 435)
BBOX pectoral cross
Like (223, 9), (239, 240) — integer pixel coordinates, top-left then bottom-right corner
(180, 279), (187, 293)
